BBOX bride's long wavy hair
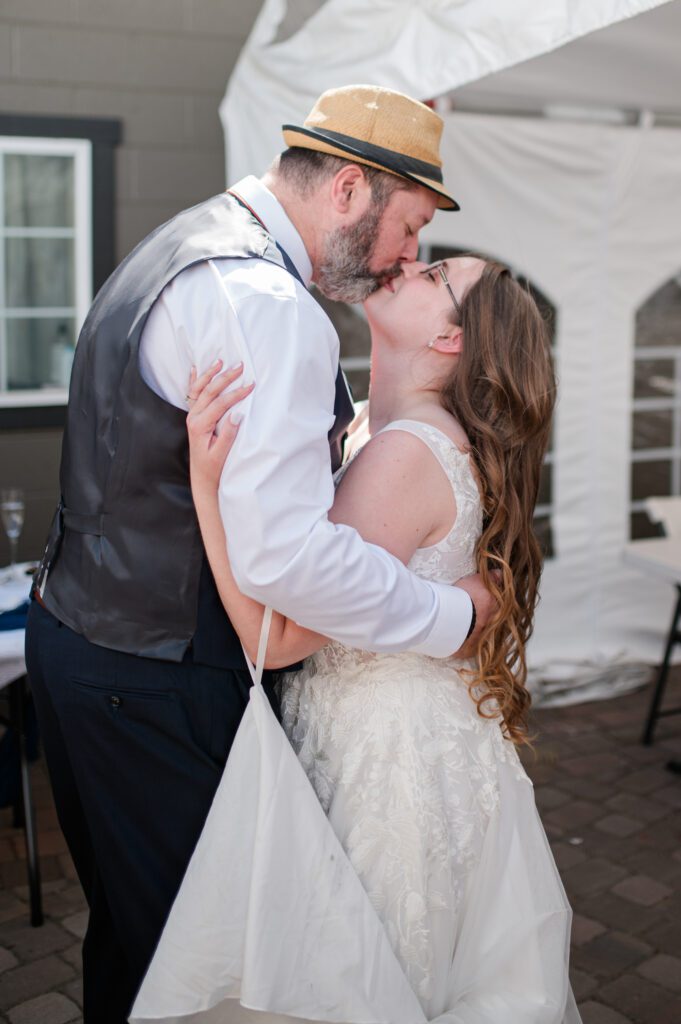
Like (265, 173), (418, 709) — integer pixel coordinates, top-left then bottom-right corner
(440, 259), (556, 744)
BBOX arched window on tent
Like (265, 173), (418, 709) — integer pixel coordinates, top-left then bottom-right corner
(631, 272), (681, 539)
(424, 244), (557, 559)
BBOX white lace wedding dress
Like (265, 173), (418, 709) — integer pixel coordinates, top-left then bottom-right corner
(130, 420), (581, 1024)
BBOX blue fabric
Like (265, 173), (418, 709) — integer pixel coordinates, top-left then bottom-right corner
(0, 600), (30, 631)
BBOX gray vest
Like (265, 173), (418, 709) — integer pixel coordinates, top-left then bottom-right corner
(35, 192), (354, 664)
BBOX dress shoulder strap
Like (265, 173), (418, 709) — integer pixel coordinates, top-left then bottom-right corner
(378, 419), (471, 493)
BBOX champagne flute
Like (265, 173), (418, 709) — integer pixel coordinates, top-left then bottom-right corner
(1, 487), (25, 576)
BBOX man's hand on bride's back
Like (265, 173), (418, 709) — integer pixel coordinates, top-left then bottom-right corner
(186, 360), (254, 494)
(452, 572), (499, 659)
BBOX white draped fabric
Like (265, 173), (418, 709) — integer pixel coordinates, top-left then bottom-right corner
(131, 604), (581, 1024)
(421, 111), (681, 689)
(220, 0), (680, 697)
(221, 0), (668, 185)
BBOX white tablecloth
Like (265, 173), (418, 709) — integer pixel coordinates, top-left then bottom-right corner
(0, 564), (35, 691)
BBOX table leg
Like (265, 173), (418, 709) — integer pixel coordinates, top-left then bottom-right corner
(642, 584), (681, 746)
(11, 676), (43, 926)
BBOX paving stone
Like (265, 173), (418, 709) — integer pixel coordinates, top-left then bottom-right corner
(550, 775), (614, 802)
(7, 992), (79, 1024)
(620, 767), (671, 795)
(595, 814), (644, 838)
(61, 912), (88, 940)
(1, 856), (63, 888)
(58, 943), (82, 971)
(11, 830), (68, 860)
(578, 892), (661, 937)
(611, 875), (674, 907)
(562, 858), (629, 897)
(0, 839), (16, 864)
(535, 785), (571, 811)
(544, 821), (565, 840)
(641, 918), (681, 956)
(655, 784), (681, 808)
(0, 920), (73, 962)
(636, 953), (681, 993)
(61, 978), (83, 1009)
(545, 800), (604, 830)
(0, 956), (75, 1012)
(41, 888), (87, 920)
(552, 841), (588, 871)
(0, 893), (27, 926)
(605, 792), (670, 823)
(618, 847), (681, 885)
(578, 1002), (633, 1024)
(628, 818), (681, 854)
(569, 966), (598, 1000)
(56, 854), (78, 882)
(571, 930), (653, 980)
(571, 914), (607, 947)
(599, 973), (681, 1024)
(562, 753), (626, 778)
(0, 947), (19, 974)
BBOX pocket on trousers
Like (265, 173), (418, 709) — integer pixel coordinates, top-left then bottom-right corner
(70, 678), (171, 701)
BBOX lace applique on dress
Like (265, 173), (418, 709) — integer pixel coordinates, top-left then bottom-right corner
(281, 418), (530, 1016)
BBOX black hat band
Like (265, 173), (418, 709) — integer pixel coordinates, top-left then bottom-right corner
(282, 125), (444, 185)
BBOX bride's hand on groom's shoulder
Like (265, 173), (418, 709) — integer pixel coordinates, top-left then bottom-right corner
(186, 359), (254, 493)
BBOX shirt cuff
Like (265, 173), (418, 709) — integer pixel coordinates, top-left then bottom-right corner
(409, 583), (474, 658)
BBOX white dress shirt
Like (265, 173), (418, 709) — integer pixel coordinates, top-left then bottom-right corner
(138, 176), (473, 656)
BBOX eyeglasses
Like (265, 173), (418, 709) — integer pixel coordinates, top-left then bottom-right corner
(420, 260), (462, 318)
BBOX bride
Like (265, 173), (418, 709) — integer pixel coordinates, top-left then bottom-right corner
(130, 256), (581, 1024)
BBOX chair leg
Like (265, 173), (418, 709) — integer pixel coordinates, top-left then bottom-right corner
(11, 677), (43, 927)
(642, 585), (681, 746)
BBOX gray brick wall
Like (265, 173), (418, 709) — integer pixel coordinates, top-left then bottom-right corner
(0, 1), (263, 558)
(0, 0), (262, 263)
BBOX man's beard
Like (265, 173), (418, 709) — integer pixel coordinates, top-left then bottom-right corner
(315, 206), (401, 304)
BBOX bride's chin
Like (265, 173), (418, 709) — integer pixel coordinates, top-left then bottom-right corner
(363, 286), (385, 313)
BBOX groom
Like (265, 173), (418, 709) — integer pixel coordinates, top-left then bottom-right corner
(26, 85), (494, 1023)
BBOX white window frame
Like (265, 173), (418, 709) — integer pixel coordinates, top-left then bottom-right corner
(630, 344), (681, 531)
(0, 135), (92, 407)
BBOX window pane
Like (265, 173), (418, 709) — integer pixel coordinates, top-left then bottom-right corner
(633, 358), (676, 399)
(537, 462), (552, 507)
(630, 511), (665, 541)
(5, 237), (75, 308)
(6, 317), (75, 390)
(4, 154), (74, 228)
(635, 277), (681, 348)
(344, 368), (369, 403)
(631, 460), (672, 501)
(533, 514), (554, 559)
(632, 409), (673, 450)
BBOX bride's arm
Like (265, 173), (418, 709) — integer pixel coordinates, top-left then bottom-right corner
(188, 364), (445, 669)
(187, 362), (327, 669)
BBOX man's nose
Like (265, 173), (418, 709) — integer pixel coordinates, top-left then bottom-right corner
(399, 235), (420, 263)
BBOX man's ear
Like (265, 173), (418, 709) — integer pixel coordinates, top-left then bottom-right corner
(430, 326), (462, 355)
(329, 163), (370, 214)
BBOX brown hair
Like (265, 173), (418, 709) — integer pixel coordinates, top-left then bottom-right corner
(276, 148), (415, 213)
(441, 259), (556, 744)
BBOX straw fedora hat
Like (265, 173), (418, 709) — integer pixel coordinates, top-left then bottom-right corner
(282, 84), (459, 211)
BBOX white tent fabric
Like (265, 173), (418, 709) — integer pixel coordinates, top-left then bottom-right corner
(420, 111), (681, 690)
(221, 0), (669, 184)
(221, 0), (679, 699)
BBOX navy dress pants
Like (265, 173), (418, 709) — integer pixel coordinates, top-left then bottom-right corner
(25, 599), (272, 1024)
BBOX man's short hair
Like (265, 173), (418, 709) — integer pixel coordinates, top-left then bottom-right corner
(277, 147), (416, 213)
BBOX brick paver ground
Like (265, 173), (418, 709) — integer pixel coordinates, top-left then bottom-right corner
(1, 671), (680, 1023)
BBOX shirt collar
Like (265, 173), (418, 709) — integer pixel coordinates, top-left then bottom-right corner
(229, 175), (313, 288)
